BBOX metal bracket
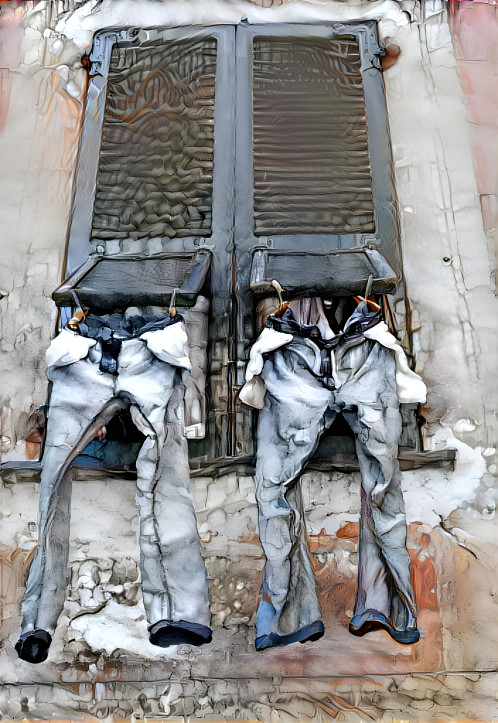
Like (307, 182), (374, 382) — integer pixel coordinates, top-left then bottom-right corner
(333, 22), (386, 71)
(89, 28), (140, 77)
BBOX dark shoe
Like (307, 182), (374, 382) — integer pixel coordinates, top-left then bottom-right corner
(255, 620), (324, 651)
(148, 619), (212, 648)
(349, 610), (420, 645)
(15, 629), (52, 663)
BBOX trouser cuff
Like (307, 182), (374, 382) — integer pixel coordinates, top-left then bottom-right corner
(349, 610), (420, 645)
(255, 620), (324, 651)
(148, 619), (212, 648)
(15, 629), (52, 664)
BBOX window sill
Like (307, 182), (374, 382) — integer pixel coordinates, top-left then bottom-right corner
(1, 449), (456, 485)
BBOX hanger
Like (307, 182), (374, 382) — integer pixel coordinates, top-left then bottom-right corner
(66, 290), (89, 332)
(271, 280), (289, 318)
(353, 275), (381, 311)
(169, 288), (178, 318)
(353, 295), (381, 311)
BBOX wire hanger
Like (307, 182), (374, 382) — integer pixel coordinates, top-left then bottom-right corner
(66, 290), (89, 332)
(353, 275), (381, 311)
(271, 279), (289, 318)
(169, 288), (178, 317)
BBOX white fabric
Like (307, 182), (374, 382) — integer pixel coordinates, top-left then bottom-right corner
(329, 347), (341, 390)
(45, 329), (96, 368)
(245, 327), (293, 382)
(141, 321), (191, 371)
(363, 322), (427, 403)
(239, 375), (267, 410)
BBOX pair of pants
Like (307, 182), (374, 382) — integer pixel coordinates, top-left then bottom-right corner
(254, 320), (417, 640)
(19, 321), (210, 643)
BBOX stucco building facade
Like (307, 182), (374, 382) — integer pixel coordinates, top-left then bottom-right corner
(0, 0), (496, 719)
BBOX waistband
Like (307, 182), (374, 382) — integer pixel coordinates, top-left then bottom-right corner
(74, 312), (183, 342)
(266, 306), (381, 350)
(71, 313), (183, 375)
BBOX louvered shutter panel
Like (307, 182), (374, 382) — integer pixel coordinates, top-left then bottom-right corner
(92, 36), (217, 242)
(235, 24), (401, 306)
(252, 35), (375, 237)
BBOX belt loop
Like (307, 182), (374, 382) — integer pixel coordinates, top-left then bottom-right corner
(330, 348), (341, 389)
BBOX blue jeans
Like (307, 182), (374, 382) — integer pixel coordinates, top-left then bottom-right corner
(254, 310), (417, 642)
(18, 318), (211, 660)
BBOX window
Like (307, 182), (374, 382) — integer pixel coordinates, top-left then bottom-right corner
(57, 22), (400, 463)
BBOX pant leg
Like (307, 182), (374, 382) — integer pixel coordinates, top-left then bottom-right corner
(255, 343), (332, 638)
(116, 338), (210, 629)
(21, 351), (114, 634)
(337, 340), (417, 630)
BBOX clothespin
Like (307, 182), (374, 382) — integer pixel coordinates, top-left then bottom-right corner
(169, 288), (178, 318)
(271, 279), (289, 318)
(66, 291), (88, 331)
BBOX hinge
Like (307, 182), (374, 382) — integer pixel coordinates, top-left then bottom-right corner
(333, 22), (386, 71)
(89, 28), (140, 77)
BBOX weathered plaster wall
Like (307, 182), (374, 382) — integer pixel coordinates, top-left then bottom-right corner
(1, 0), (496, 720)
(0, 1), (86, 462)
(450, 0), (497, 264)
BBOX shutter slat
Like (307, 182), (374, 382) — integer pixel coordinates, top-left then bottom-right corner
(92, 37), (217, 240)
(253, 36), (375, 236)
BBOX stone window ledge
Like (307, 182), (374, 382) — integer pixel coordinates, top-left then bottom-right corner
(1, 449), (457, 485)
